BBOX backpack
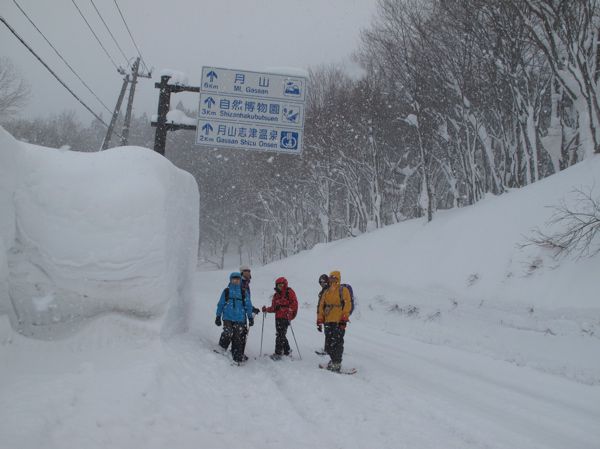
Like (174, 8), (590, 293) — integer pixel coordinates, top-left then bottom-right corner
(224, 287), (246, 307)
(339, 284), (356, 316)
(286, 289), (298, 320)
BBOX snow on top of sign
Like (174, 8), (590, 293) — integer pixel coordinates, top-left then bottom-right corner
(159, 69), (189, 86)
(265, 67), (309, 78)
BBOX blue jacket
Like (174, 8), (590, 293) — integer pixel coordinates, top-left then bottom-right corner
(216, 279), (254, 323)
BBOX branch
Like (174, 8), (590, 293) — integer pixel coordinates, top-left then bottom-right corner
(523, 186), (600, 259)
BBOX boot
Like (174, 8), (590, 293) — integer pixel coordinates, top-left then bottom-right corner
(327, 362), (341, 372)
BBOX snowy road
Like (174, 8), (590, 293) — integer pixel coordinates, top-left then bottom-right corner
(1, 271), (599, 449)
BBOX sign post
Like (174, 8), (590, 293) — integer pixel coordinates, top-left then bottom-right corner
(196, 67), (307, 154)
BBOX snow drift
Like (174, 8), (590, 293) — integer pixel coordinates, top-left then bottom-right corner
(0, 126), (199, 338)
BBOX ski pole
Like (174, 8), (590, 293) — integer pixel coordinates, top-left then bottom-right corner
(259, 311), (266, 357)
(289, 322), (302, 360)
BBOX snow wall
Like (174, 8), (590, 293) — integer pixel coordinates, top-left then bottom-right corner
(0, 126), (199, 338)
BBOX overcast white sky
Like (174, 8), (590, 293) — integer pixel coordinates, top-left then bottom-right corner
(1, 0), (379, 124)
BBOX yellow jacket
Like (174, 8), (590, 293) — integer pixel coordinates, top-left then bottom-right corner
(317, 271), (352, 323)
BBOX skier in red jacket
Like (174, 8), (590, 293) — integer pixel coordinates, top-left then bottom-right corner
(262, 277), (298, 360)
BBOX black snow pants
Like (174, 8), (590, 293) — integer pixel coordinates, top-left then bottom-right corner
(324, 323), (345, 364)
(218, 320), (248, 363)
(274, 318), (291, 355)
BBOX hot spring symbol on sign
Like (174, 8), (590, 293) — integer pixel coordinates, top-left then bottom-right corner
(280, 131), (299, 150)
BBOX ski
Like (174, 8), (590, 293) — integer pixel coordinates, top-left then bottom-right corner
(214, 349), (249, 363)
(318, 363), (357, 375)
(269, 354), (294, 361)
(213, 348), (228, 356)
(315, 350), (327, 356)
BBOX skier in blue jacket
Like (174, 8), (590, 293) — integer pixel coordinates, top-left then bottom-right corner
(215, 272), (255, 364)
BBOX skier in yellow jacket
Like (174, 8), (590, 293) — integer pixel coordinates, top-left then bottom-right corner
(317, 270), (351, 372)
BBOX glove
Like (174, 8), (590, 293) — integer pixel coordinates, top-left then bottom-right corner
(262, 306), (268, 313)
(215, 316), (222, 326)
(248, 317), (254, 327)
(339, 322), (347, 330)
(340, 315), (349, 323)
(317, 324), (322, 332)
(252, 307), (260, 315)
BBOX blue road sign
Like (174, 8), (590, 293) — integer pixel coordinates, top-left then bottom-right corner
(200, 67), (306, 102)
(198, 67), (306, 153)
(196, 119), (302, 154)
(198, 93), (304, 129)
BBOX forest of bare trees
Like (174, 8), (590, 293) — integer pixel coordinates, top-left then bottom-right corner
(3, 0), (599, 267)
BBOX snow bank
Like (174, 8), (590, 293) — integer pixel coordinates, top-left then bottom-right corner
(0, 128), (18, 315)
(0, 126), (199, 338)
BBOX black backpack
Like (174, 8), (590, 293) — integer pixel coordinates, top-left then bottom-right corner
(224, 287), (246, 307)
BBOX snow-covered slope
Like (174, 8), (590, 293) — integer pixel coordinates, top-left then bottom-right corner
(244, 155), (600, 384)
(257, 155), (600, 310)
(0, 135), (598, 449)
(0, 127), (199, 337)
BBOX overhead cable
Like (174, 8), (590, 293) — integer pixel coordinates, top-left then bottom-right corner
(70, 0), (120, 71)
(11, 0), (113, 115)
(0, 16), (121, 136)
(112, 0), (149, 73)
(89, 0), (129, 66)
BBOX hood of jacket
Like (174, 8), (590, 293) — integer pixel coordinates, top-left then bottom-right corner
(329, 270), (341, 288)
(274, 276), (288, 295)
(228, 272), (243, 297)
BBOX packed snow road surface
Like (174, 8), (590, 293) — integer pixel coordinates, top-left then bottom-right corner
(1, 271), (598, 449)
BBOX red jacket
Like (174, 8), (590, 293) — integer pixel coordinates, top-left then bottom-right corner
(266, 277), (298, 320)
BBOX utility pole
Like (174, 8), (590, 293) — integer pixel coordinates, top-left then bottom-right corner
(101, 73), (129, 150)
(102, 57), (152, 150)
(120, 57), (140, 146)
(153, 74), (172, 155)
(151, 76), (198, 155)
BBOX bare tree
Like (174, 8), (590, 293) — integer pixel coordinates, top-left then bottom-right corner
(514, 0), (600, 158)
(359, 0), (443, 221)
(0, 58), (29, 121)
(526, 186), (600, 258)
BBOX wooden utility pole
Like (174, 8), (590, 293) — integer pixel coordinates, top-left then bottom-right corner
(101, 74), (129, 150)
(120, 57), (140, 146)
(102, 57), (151, 150)
(153, 75), (171, 155)
(151, 75), (198, 155)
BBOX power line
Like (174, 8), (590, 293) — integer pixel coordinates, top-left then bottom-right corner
(112, 0), (150, 74)
(0, 16), (121, 137)
(69, 0), (121, 71)
(11, 0), (113, 115)
(88, 0), (129, 66)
